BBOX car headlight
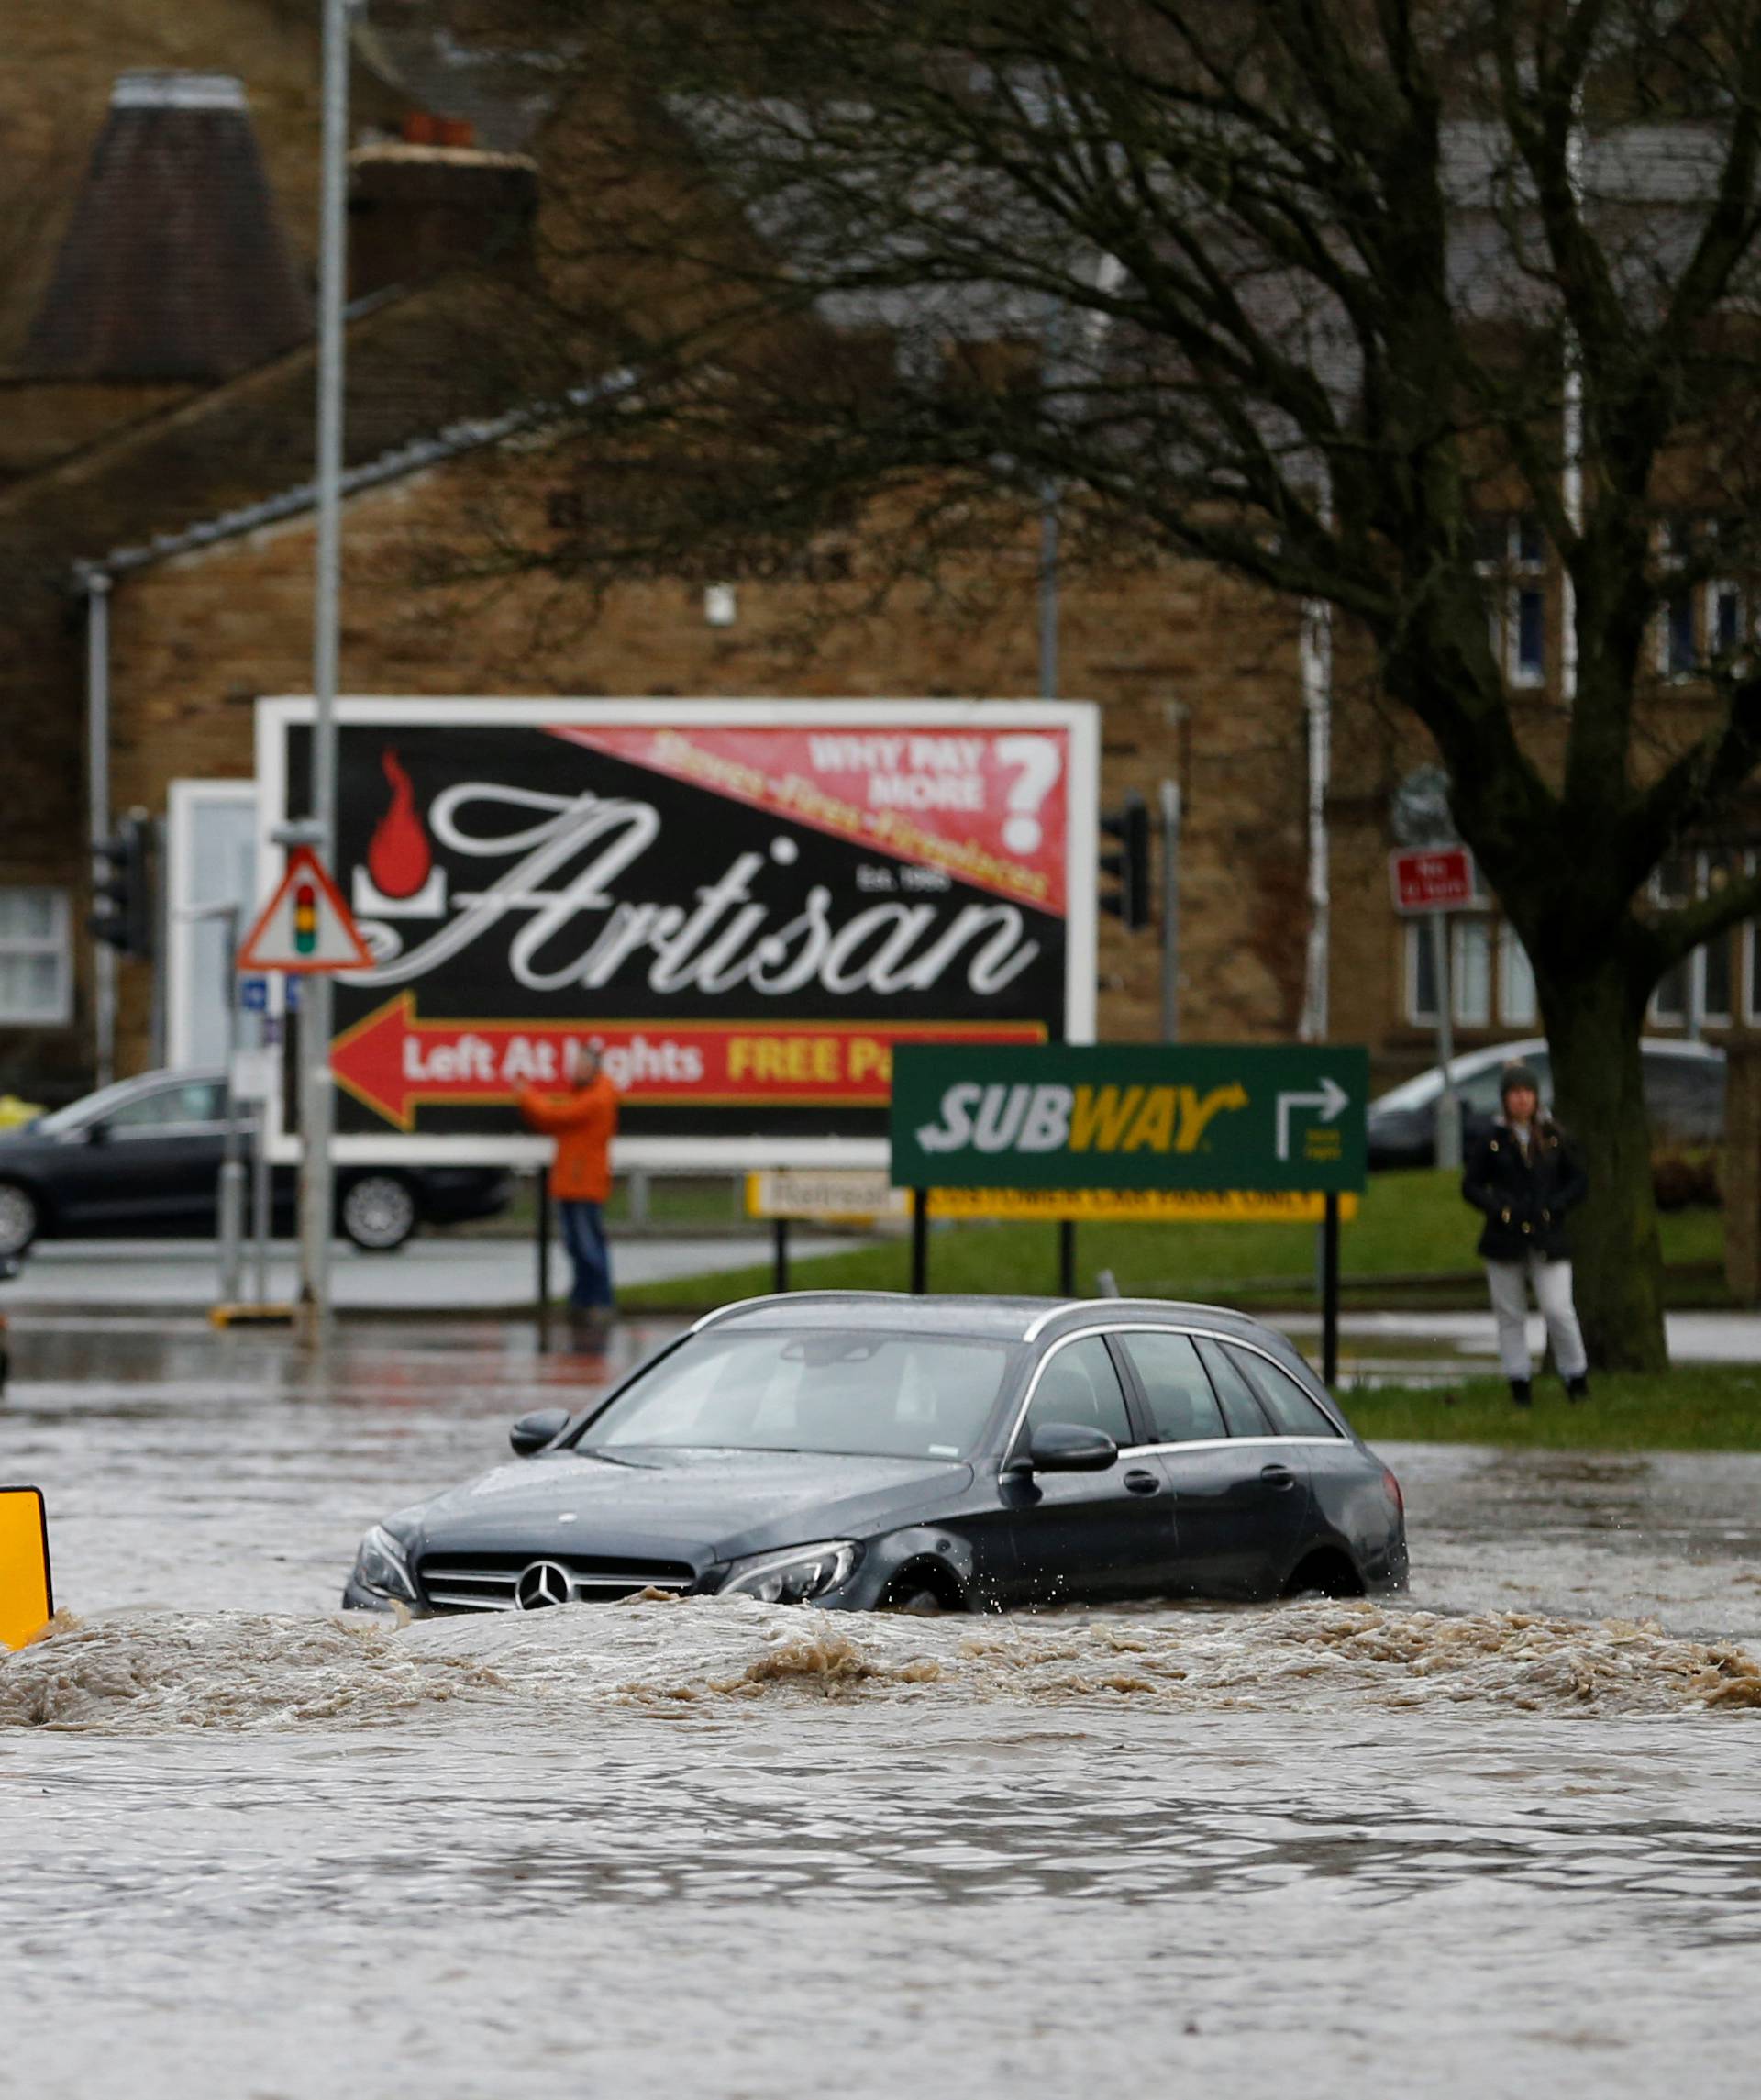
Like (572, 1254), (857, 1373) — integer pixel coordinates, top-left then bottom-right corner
(720, 1540), (858, 1604)
(351, 1523), (418, 1605)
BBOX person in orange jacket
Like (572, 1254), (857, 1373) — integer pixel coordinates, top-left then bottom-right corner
(518, 1041), (618, 1326)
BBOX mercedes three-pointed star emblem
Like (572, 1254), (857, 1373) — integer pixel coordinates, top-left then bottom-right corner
(515, 1559), (573, 1610)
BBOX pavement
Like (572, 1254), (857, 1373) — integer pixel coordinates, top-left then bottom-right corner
(1282, 1306), (1761, 1367)
(8, 1239), (1761, 1364)
(0, 1232), (837, 1318)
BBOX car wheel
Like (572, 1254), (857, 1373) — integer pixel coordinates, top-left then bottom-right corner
(877, 1571), (953, 1615)
(0, 1181), (39, 1260)
(339, 1173), (418, 1252)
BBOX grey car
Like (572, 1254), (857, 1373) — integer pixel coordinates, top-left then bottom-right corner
(345, 1292), (1408, 1616)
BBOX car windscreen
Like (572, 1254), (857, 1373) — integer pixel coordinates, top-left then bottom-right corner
(578, 1329), (1015, 1461)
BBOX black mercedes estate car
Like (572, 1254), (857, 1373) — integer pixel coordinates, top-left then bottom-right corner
(346, 1294), (1407, 1615)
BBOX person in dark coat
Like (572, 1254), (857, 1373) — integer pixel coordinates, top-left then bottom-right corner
(1461, 1060), (1590, 1406)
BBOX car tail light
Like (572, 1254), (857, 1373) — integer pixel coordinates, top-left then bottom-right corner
(1382, 1466), (1404, 1517)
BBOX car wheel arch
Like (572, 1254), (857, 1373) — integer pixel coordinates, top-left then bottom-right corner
(865, 1527), (976, 1611)
(1280, 1543), (1366, 1600)
(0, 1175), (51, 1251)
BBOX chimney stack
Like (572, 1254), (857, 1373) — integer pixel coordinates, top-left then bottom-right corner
(24, 72), (311, 382)
(347, 138), (537, 303)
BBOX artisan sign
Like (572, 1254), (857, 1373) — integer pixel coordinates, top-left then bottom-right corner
(257, 699), (1097, 1166)
(890, 1045), (1369, 1194)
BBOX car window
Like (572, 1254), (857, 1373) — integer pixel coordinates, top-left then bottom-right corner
(1119, 1330), (1226, 1443)
(1644, 1054), (1723, 1141)
(1019, 1337), (1132, 1449)
(1227, 1348), (1342, 1438)
(584, 1329), (1013, 1460)
(1195, 1338), (1273, 1437)
(103, 1082), (226, 1130)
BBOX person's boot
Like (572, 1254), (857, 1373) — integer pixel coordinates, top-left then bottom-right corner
(1566, 1373), (1590, 1403)
(1510, 1377), (1533, 1407)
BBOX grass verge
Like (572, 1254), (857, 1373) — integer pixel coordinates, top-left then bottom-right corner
(618, 1166), (1727, 1312)
(1335, 1367), (1761, 1451)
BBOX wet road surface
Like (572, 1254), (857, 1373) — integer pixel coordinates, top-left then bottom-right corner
(5, 1317), (1759, 2097)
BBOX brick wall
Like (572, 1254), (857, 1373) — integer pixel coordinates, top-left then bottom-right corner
(100, 450), (1315, 1074)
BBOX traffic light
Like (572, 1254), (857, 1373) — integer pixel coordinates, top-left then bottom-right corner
(293, 876), (319, 957)
(90, 811), (154, 959)
(1099, 792), (1151, 930)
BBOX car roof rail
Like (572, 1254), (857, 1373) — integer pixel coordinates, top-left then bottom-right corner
(1023, 1296), (1246, 1340)
(688, 1289), (920, 1334)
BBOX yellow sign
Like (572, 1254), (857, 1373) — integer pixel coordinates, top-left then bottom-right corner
(746, 1170), (912, 1224)
(0, 1485), (52, 1650)
(925, 1188), (1360, 1223)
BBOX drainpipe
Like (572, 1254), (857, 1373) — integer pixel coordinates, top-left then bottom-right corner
(1299, 593), (1333, 1043)
(82, 568), (116, 1088)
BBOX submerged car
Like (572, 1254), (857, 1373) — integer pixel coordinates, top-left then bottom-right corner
(345, 1293), (1407, 1616)
(0, 1068), (511, 1257)
(1366, 1035), (1724, 1170)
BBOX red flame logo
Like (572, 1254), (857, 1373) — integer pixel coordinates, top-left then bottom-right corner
(367, 749), (432, 900)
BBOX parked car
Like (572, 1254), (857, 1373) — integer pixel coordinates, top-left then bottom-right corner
(1366, 1037), (1725, 1170)
(0, 1069), (511, 1258)
(344, 1292), (1408, 1617)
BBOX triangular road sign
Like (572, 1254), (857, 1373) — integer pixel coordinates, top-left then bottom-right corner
(238, 847), (373, 972)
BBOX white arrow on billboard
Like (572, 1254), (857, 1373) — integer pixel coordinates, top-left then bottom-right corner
(1275, 1074), (1350, 1160)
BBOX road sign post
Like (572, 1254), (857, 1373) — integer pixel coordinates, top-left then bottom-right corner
(1390, 845), (1475, 1173)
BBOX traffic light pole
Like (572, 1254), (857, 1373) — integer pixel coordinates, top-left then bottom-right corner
(84, 572), (116, 1088)
(297, 0), (349, 1345)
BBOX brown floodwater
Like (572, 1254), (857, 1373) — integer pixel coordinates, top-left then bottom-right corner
(5, 1317), (1759, 2098)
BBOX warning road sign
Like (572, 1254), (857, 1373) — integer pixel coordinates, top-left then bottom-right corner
(238, 847), (372, 972)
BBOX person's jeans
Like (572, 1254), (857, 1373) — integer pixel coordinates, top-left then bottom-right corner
(559, 1199), (614, 1311)
(1484, 1252), (1587, 1380)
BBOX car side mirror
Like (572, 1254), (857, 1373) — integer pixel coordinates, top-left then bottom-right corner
(1018, 1422), (1120, 1474)
(509, 1407), (570, 1457)
(83, 1121), (109, 1146)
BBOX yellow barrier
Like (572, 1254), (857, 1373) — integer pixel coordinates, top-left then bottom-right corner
(0, 1485), (52, 1650)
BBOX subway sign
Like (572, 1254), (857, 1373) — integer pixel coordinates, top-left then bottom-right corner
(890, 1044), (1369, 1194)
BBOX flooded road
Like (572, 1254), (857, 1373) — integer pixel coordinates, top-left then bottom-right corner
(6, 1318), (1760, 2097)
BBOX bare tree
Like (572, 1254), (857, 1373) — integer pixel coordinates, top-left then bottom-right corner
(465, 0), (1761, 1369)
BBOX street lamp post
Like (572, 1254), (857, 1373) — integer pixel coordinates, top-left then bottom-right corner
(298, 0), (350, 1342)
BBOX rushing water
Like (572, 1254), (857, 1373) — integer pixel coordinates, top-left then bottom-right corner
(6, 1317), (1760, 2097)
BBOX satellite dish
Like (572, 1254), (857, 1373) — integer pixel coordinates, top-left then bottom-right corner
(1390, 765), (1457, 847)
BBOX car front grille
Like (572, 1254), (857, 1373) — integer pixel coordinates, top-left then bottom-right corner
(415, 1550), (698, 1613)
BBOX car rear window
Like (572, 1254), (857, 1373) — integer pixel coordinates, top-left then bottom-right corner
(1195, 1338), (1274, 1437)
(1119, 1331), (1226, 1444)
(1227, 1347), (1341, 1438)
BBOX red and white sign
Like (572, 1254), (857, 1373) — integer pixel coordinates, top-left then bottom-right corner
(238, 847), (373, 972)
(1390, 846), (1475, 915)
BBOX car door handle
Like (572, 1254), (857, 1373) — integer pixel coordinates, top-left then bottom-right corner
(1123, 1468), (1163, 1496)
(1259, 1463), (1298, 1490)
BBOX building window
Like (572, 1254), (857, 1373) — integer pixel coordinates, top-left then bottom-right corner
(0, 888), (72, 1025)
(1406, 911), (1528, 1028)
(1650, 851), (1735, 1029)
(1500, 927), (1538, 1027)
(1656, 517), (1745, 678)
(1453, 918), (1493, 1026)
(1477, 514), (1547, 689)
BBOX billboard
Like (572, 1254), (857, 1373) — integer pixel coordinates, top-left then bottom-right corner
(256, 699), (1098, 1167)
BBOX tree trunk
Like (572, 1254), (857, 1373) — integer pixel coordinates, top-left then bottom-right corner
(1538, 953), (1667, 1372)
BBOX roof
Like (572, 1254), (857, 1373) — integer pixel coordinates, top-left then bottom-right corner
(693, 1290), (1287, 1347)
(22, 72), (312, 383)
